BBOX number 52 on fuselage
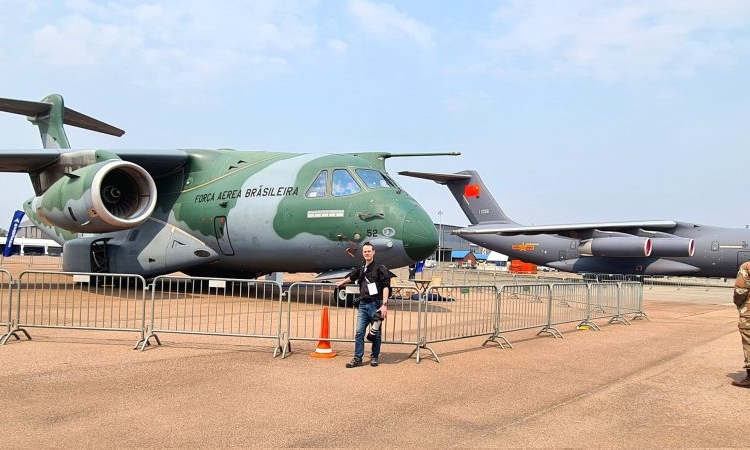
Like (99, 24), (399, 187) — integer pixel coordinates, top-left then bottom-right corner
(0, 94), (457, 279)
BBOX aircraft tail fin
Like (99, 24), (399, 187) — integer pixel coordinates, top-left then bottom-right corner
(399, 170), (516, 225)
(0, 94), (124, 149)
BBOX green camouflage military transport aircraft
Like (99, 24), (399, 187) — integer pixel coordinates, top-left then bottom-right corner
(0, 94), (454, 280)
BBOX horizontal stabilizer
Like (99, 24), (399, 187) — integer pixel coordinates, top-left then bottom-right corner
(398, 171), (471, 183)
(0, 96), (124, 137)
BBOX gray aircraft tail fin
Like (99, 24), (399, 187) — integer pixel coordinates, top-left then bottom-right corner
(399, 170), (516, 225)
(0, 94), (124, 149)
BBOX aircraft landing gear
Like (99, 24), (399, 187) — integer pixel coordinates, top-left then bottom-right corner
(334, 286), (358, 308)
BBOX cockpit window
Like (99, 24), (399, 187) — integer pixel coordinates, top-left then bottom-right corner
(306, 170), (328, 198)
(332, 169), (361, 197)
(356, 169), (393, 189)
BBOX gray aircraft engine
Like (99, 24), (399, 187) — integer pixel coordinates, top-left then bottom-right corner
(578, 236), (652, 257)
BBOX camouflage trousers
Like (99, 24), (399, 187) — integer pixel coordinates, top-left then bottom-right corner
(737, 288), (750, 368)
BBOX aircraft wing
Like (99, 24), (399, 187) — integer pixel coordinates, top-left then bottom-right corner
(454, 220), (679, 237)
(0, 149), (65, 172)
(0, 149), (189, 176)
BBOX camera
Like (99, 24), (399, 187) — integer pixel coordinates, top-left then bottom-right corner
(367, 310), (383, 342)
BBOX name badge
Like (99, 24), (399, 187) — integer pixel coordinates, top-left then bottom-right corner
(367, 282), (378, 296)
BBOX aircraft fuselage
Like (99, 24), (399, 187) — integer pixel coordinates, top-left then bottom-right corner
(24, 150), (438, 278)
(464, 223), (750, 278)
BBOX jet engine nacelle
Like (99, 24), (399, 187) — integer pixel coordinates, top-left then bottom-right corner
(35, 160), (157, 233)
(579, 237), (652, 257)
(649, 237), (695, 257)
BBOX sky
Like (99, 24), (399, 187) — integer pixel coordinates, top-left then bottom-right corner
(1, 0), (750, 230)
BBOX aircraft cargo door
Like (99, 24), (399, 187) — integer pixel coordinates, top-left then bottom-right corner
(214, 216), (235, 256)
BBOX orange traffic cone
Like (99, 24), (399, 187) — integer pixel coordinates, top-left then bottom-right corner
(311, 306), (337, 358)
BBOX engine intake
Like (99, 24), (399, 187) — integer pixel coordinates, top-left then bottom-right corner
(35, 160), (157, 233)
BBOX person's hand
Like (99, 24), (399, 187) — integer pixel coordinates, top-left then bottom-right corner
(379, 304), (388, 318)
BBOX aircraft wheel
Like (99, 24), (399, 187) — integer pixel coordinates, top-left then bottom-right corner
(335, 287), (355, 308)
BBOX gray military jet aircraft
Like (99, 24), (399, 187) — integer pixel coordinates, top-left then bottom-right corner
(400, 169), (750, 278)
(0, 94), (455, 279)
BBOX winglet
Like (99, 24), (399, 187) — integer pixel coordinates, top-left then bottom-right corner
(0, 94), (124, 149)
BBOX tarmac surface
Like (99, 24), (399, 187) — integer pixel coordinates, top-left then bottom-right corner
(1, 282), (748, 448)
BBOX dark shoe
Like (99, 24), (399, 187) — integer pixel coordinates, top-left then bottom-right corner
(370, 358), (379, 367)
(732, 377), (750, 388)
(345, 358), (362, 368)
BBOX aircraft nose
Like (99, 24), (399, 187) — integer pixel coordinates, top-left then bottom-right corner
(403, 208), (439, 261)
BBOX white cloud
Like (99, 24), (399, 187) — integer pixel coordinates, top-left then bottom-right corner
(33, 14), (143, 67)
(485, 0), (750, 79)
(348, 0), (434, 50)
(328, 38), (349, 54)
(18, 1), (320, 89)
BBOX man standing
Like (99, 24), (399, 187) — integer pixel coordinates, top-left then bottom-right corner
(336, 242), (390, 368)
(732, 261), (750, 388)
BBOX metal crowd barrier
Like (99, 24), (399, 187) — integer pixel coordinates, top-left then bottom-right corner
(1, 271), (645, 363)
(642, 276), (732, 290)
(140, 276), (284, 354)
(408, 267), (584, 287)
(394, 266), (733, 291)
(281, 282), (356, 358)
(281, 282), (427, 360)
(587, 282), (638, 326)
(384, 284), (424, 357)
(487, 282), (645, 347)
(1, 270), (147, 347)
(495, 284), (555, 338)
(0, 269), (14, 343)
(416, 284), (500, 363)
(548, 283), (599, 331)
(618, 281), (646, 320)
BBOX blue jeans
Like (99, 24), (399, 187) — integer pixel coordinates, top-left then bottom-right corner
(354, 301), (381, 361)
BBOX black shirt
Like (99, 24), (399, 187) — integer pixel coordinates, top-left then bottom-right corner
(346, 262), (391, 300)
